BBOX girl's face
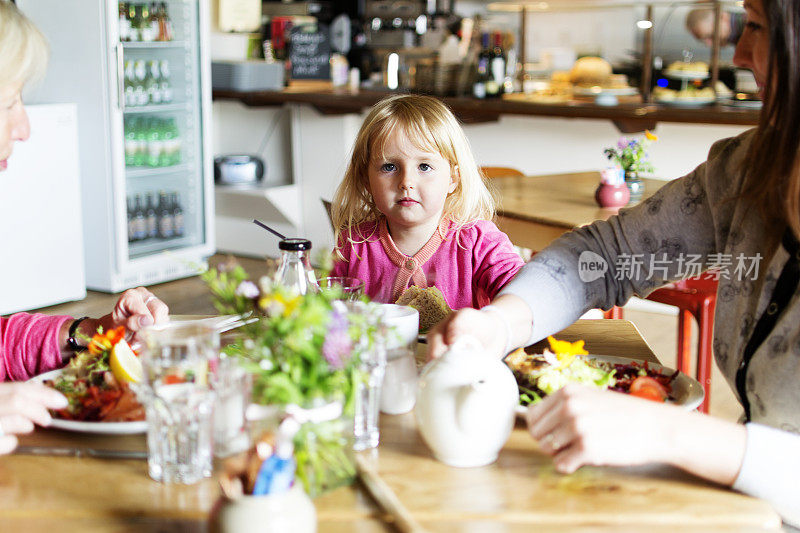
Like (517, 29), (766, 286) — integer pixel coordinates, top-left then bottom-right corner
(733, 0), (769, 99)
(0, 83), (31, 172)
(367, 128), (457, 236)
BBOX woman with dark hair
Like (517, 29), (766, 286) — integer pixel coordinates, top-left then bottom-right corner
(430, 0), (800, 526)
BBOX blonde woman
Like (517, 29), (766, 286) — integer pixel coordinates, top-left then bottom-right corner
(330, 94), (523, 308)
(0, 1), (168, 454)
(431, 0), (799, 526)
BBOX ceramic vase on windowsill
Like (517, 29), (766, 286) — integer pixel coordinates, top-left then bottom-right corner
(624, 170), (645, 205)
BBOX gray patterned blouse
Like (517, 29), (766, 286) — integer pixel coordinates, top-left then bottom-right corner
(501, 128), (800, 526)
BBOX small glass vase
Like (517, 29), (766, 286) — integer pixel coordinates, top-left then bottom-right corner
(624, 170), (645, 205)
(293, 404), (356, 498)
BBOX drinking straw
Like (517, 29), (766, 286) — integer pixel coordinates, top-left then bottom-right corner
(252, 219), (287, 240)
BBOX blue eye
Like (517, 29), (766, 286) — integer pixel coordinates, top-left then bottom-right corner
(380, 163), (396, 172)
(419, 163), (432, 172)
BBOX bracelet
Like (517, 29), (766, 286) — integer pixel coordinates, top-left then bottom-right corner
(481, 305), (513, 355)
(66, 316), (90, 352)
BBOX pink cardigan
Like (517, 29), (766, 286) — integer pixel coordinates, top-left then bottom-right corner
(331, 218), (524, 309)
(0, 313), (70, 381)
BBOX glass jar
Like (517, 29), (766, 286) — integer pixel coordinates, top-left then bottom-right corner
(275, 238), (318, 294)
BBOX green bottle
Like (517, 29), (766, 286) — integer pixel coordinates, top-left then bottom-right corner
(146, 118), (162, 167)
(159, 118), (173, 167)
(133, 117), (148, 167)
(124, 117), (136, 167)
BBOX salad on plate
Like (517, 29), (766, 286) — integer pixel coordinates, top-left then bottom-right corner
(506, 336), (676, 408)
(44, 326), (145, 422)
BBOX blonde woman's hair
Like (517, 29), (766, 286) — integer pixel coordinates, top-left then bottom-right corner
(0, 0), (49, 88)
(331, 94), (495, 247)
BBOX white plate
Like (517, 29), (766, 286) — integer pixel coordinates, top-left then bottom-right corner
(655, 96), (716, 107)
(662, 69), (710, 80)
(573, 86), (639, 97)
(718, 97), (763, 109)
(514, 354), (704, 417)
(30, 369), (147, 435)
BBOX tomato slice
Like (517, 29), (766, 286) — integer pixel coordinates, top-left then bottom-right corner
(629, 376), (668, 402)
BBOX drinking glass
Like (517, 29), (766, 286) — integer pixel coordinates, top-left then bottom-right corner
(378, 304), (419, 415)
(138, 322), (219, 484)
(319, 277), (365, 301)
(346, 302), (386, 451)
(213, 356), (252, 458)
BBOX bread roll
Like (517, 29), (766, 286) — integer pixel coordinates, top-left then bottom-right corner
(395, 286), (452, 333)
(569, 56), (612, 86)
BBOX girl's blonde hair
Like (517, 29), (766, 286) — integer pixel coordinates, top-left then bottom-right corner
(0, 0), (49, 88)
(331, 94), (495, 246)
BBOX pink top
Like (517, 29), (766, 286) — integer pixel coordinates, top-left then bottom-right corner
(0, 313), (70, 381)
(331, 218), (524, 309)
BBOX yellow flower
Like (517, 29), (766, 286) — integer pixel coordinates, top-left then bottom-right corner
(546, 336), (589, 367)
(280, 294), (301, 317)
(644, 130), (658, 142)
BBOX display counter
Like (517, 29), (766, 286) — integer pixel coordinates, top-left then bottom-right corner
(213, 84), (759, 132)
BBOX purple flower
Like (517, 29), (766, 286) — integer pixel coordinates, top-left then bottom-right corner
(322, 309), (352, 369)
(236, 280), (260, 299)
(617, 137), (628, 150)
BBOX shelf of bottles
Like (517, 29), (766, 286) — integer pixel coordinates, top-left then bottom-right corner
(127, 189), (189, 257)
(118, 0), (205, 260)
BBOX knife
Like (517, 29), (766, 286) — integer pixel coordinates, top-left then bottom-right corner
(14, 445), (148, 460)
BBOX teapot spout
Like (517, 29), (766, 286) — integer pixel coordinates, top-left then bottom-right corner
(455, 380), (492, 436)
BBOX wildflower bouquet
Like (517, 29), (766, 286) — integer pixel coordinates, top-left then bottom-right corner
(603, 130), (658, 174)
(202, 260), (380, 496)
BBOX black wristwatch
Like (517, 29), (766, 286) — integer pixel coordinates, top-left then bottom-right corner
(66, 316), (90, 351)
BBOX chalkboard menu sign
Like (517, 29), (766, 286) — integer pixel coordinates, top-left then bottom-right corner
(289, 24), (331, 80)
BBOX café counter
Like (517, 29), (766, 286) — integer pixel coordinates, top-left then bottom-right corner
(212, 83), (760, 131)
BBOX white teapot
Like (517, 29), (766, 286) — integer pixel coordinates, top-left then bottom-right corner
(415, 336), (519, 467)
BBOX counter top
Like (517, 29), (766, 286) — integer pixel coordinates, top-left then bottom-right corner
(212, 84), (760, 131)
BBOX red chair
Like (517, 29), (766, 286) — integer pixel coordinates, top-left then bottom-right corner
(601, 277), (717, 413)
(646, 277), (717, 413)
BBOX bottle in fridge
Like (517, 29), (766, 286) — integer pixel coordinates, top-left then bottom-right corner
(19, 0), (214, 292)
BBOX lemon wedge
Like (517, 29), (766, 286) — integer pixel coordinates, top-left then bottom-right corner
(109, 339), (143, 383)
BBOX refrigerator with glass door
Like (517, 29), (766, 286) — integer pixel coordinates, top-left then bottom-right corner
(20, 0), (214, 292)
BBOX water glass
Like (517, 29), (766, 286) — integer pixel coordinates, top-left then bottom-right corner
(353, 340), (386, 451)
(345, 301), (386, 451)
(139, 322), (219, 484)
(213, 357), (252, 458)
(378, 304), (419, 415)
(319, 276), (365, 301)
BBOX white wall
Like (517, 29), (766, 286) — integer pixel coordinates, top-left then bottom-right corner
(212, 101), (749, 255)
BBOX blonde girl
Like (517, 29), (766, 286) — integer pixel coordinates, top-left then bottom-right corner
(330, 94), (523, 308)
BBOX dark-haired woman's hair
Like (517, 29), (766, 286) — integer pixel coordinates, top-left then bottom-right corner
(742, 0), (800, 238)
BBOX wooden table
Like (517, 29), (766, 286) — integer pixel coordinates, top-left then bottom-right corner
(3, 320), (781, 532)
(493, 171), (665, 251)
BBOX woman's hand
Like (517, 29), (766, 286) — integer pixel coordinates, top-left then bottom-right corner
(99, 287), (169, 334)
(427, 294), (533, 361)
(0, 383), (68, 454)
(525, 385), (677, 473)
(525, 385), (747, 486)
(427, 308), (506, 361)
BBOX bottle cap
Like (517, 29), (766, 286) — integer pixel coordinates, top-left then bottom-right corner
(279, 238), (312, 251)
